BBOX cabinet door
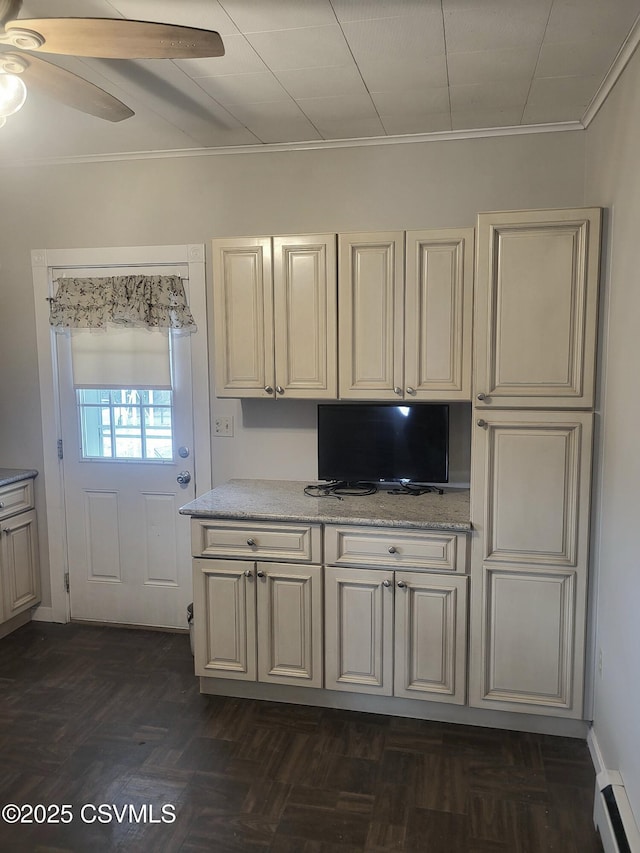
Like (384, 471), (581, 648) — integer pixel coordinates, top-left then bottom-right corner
(405, 228), (474, 400)
(212, 237), (275, 398)
(469, 410), (593, 716)
(256, 562), (322, 687)
(273, 235), (337, 399)
(474, 208), (601, 408)
(394, 572), (468, 704)
(338, 232), (404, 399)
(193, 558), (256, 680)
(324, 566), (393, 694)
(1, 509), (40, 620)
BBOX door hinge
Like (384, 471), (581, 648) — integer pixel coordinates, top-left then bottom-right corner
(57, 439), (63, 460)
(64, 572), (70, 593)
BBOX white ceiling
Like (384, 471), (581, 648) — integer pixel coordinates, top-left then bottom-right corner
(1, 0), (640, 162)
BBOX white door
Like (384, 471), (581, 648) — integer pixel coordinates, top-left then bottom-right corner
(55, 263), (197, 628)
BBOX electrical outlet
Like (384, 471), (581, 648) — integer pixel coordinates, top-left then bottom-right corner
(214, 416), (233, 437)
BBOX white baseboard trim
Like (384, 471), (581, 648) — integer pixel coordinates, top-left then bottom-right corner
(588, 726), (606, 775)
(32, 606), (57, 623)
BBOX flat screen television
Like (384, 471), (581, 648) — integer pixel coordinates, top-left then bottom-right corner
(317, 403), (449, 485)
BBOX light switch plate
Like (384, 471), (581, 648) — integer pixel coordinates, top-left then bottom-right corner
(214, 416), (233, 437)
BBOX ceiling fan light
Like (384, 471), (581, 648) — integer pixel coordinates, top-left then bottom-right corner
(0, 116), (5, 128)
(0, 72), (27, 118)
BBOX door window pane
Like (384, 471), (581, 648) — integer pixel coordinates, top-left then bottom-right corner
(77, 388), (173, 461)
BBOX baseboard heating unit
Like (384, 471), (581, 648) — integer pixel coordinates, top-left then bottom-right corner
(594, 770), (640, 853)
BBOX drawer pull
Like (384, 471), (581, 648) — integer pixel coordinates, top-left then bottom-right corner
(382, 579), (392, 588)
(256, 569), (265, 578)
(0, 501), (4, 508)
(397, 580), (407, 589)
(246, 537), (256, 547)
(388, 546), (397, 554)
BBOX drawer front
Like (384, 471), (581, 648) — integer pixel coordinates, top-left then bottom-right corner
(0, 479), (34, 520)
(192, 519), (321, 564)
(325, 525), (467, 572)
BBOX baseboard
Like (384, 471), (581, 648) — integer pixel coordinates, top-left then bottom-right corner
(589, 727), (640, 852)
(31, 606), (56, 623)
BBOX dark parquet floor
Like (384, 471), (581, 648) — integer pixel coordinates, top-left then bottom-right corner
(0, 623), (603, 853)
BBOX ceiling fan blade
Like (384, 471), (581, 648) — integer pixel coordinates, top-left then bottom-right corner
(5, 18), (225, 59)
(7, 53), (134, 121)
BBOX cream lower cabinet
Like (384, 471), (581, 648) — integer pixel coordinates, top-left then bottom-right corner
(469, 410), (593, 717)
(212, 234), (337, 399)
(1, 478), (40, 630)
(324, 524), (469, 705)
(192, 519), (323, 688)
(338, 228), (473, 400)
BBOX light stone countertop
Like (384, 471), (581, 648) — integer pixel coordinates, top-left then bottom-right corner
(180, 479), (471, 531)
(0, 468), (38, 488)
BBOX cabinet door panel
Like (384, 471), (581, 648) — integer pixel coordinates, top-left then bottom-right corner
(338, 232), (404, 399)
(212, 237), (274, 397)
(394, 572), (467, 704)
(324, 566), (393, 694)
(1, 509), (40, 619)
(273, 235), (337, 398)
(474, 566), (577, 711)
(405, 228), (473, 399)
(256, 563), (322, 687)
(193, 558), (256, 680)
(475, 208), (600, 408)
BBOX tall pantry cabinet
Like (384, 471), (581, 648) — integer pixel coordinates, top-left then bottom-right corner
(469, 208), (601, 718)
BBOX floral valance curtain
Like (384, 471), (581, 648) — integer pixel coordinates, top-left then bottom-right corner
(49, 275), (196, 333)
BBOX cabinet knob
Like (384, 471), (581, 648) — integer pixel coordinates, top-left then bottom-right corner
(476, 393), (487, 401)
(256, 569), (265, 578)
(246, 537), (256, 547)
(0, 501), (4, 509)
(244, 569), (253, 578)
(476, 419), (488, 428)
(393, 387), (403, 396)
(382, 579), (392, 588)
(2, 528), (9, 535)
(264, 386), (274, 395)
(397, 580), (407, 589)
(388, 546), (397, 554)
(276, 385), (284, 395)
(406, 387), (416, 396)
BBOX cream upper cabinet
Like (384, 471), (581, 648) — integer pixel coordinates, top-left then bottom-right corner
(405, 228), (474, 400)
(212, 237), (274, 398)
(474, 208), (601, 408)
(338, 232), (404, 400)
(469, 410), (593, 717)
(212, 235), (336, 399)
(338, 229), (473, 400)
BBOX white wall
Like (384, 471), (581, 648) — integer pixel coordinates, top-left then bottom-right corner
(585, 48), (640, 822)
(0, 129), (586, 608)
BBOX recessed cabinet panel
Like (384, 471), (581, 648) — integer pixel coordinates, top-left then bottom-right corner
(256, 563), (322, 687)
(324, 566), (393, 694)
(478, 567), (576, 711)
(475, 208), (601, 408)
(193, 558), (256, 681)
(474, 412), (592, 566)
(405, 228), (473, 399)
(339, 232), (404, 399)
(212, 237), (274, 397)
(394, 572), (468, 704)
(273, 235), (337, 398)
(0, 479), (34, 521)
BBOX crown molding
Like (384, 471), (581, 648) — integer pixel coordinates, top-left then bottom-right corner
(582, 12), (640, 127)
(1, 120), (584, 169)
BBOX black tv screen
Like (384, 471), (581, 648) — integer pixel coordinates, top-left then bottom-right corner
(317, 403), (449, 485)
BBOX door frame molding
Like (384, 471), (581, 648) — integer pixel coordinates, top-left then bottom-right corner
(31, 244), (211, 624)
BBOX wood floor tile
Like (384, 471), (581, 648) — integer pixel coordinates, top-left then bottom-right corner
(0, 623), (603, 853)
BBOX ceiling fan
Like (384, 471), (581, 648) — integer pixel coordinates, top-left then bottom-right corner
(0, 0), (224, 126)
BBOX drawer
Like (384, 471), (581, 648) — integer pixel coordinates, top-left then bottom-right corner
(192, 519), (321, 564)
(0, 479), (34, 520)
(325, 525), (468, 572)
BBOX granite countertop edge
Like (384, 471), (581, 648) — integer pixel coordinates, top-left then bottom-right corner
(0, 468), (38, 488)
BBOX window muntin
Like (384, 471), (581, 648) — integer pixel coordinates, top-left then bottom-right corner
(77, 389), (173, 461)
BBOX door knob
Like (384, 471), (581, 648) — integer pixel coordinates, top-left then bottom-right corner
(176, 470), (191, 485)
